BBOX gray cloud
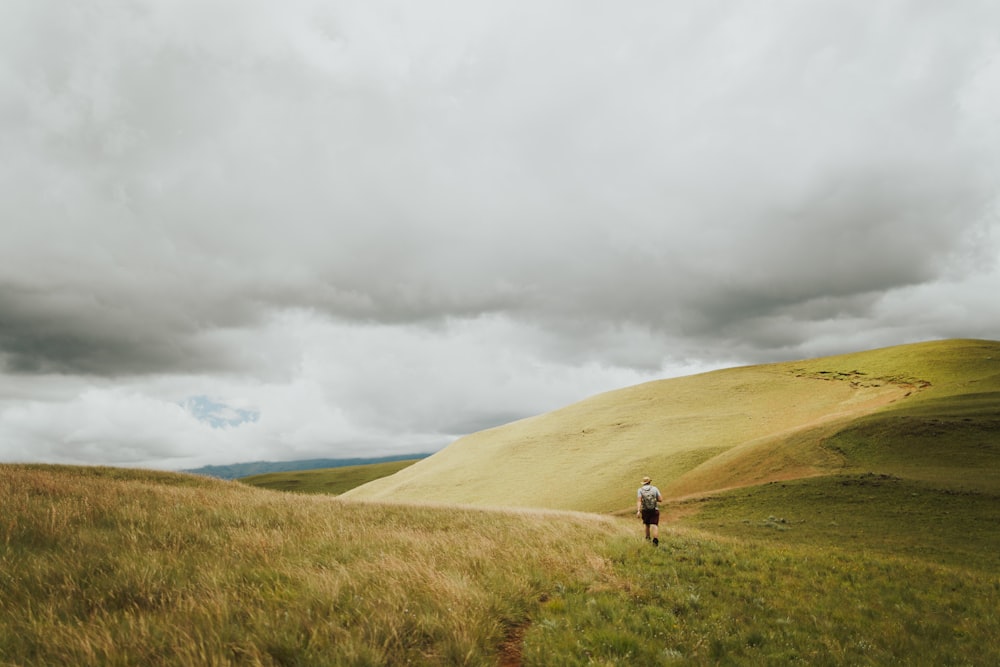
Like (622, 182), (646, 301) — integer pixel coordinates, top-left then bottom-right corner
(1, 1), (999, 467)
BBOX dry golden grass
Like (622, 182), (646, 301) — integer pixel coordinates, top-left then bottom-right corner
(0, 465), (631, 665)
(345, 339), (1000, 512)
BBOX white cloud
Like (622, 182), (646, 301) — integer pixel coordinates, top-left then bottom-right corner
(1, 1), (999, 468)
(0, 309), (727, 469)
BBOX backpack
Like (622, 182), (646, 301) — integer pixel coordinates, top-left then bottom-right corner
(639, 485), (658, 510)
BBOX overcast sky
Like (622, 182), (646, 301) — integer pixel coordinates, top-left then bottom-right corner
(2, 1), (998, 471)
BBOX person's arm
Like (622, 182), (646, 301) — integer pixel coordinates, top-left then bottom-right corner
(636, 493), (642, 516)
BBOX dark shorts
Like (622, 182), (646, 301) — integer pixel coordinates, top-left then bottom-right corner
(641, 509), (659, 525)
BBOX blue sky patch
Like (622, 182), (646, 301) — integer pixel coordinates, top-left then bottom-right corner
(183, 396), (259, 429)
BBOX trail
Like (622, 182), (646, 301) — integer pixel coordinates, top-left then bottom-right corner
(499, 621), (528, 667)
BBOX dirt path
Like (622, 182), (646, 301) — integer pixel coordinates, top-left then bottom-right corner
(498, 621), (528, 667)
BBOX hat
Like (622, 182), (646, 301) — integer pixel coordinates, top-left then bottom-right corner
(642, 476), (652, 484)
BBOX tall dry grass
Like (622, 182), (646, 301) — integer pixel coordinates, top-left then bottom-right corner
(0, 464), (628, 665)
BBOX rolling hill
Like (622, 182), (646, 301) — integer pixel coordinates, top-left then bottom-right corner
(343, 338), (1000, 512)
(239, 458), (422, 494)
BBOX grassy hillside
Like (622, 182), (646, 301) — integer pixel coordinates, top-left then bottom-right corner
(0, 464), (625, 665)
(2, 464), (998, 665)
(239, 458), (421, 495)
(343, 339), (1000, 512)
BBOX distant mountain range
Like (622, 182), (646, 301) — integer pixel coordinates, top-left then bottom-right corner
(183, 453), (432, 480)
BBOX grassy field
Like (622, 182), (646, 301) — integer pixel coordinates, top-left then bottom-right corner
(239, 459), (421, 495)
(3, 464), (999, 665)
(525, 509), (1000, 665)
(0, 464), (628, 665)
(676, 474), (1000, 572)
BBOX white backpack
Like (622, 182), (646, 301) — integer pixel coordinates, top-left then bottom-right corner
(639, 485), (658, 510)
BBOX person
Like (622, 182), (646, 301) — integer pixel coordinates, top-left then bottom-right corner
(636, 475), (664, 546)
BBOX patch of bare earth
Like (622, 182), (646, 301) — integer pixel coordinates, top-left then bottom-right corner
(499, 621), (529, 667)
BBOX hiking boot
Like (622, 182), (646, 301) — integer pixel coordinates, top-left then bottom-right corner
(652, 538), (659, 547)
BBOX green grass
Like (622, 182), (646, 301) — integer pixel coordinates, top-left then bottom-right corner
(677, 474), (1000, 573)
(523, 530), (1000, 665)
(523, 474), (1000, 665)
(239, 459), (421, 495)
(824, 392), (1000, 490)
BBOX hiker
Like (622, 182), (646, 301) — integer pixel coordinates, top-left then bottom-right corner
(636, 475), (664, 546)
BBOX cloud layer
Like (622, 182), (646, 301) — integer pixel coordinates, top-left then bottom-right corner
(2, 1), (998, 468)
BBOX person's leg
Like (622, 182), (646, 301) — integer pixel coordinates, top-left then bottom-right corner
(650, 511), (660, 546)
